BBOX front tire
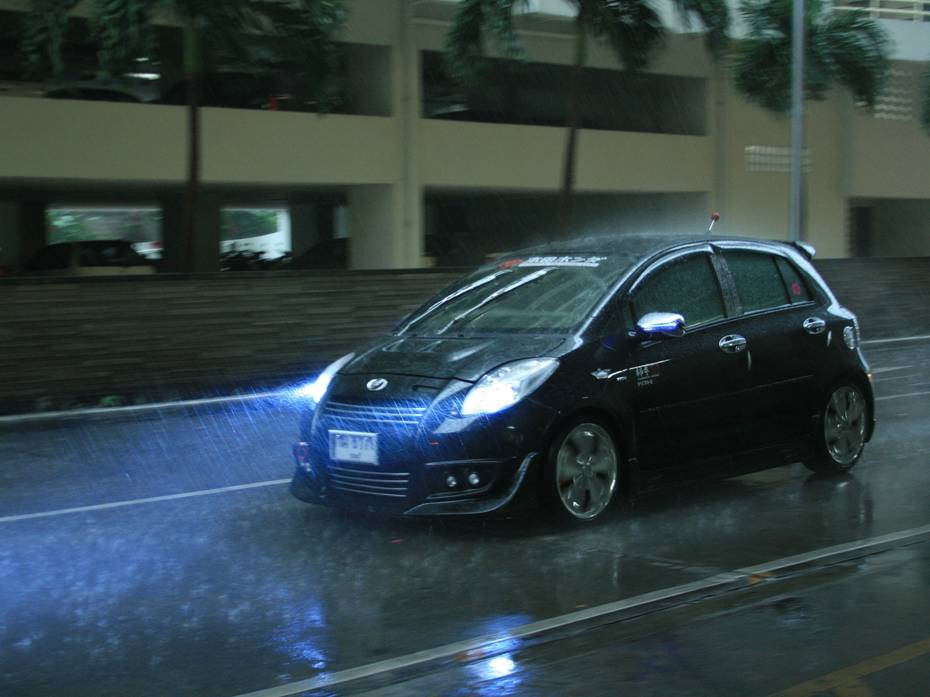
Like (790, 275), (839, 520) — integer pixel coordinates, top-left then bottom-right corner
(803, 382), (868, 474)
(543, 418), (619, 522)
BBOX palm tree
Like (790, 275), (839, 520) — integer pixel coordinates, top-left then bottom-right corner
(21, 0), (347, 270)
(445, 0), (730, 231)
(734, 0), (888, 113)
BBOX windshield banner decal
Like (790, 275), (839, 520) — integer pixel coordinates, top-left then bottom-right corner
(518, 255), (607, 268)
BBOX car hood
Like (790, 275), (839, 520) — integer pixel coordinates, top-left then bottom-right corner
(342, 334), (568, 383)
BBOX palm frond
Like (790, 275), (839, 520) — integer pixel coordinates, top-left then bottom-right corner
(817, 10), (888, 107)
(444, 0), (530, 85)
(19, 0), (82, 77)
(734, 34), (791, 111)
(579, 0), (665, 72)
(734, 0), (888, 113)
(668, 0), (730, 57)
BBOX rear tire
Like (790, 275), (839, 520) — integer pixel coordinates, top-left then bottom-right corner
(541, 417), (619, 522)
(803, 382), (868, 474)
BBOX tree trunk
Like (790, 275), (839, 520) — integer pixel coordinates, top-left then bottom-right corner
(182, 17), (202, 272)
(559, 21), (587, 236)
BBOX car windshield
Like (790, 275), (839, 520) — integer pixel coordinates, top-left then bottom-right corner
(401, 253), (636, 336)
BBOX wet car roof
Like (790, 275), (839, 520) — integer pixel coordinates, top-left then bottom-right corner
(510, 233), (786, 260)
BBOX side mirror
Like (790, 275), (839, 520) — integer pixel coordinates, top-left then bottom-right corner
(634, 312), (686, 338)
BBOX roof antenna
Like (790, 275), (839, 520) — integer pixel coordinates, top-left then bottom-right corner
(708, 212), (720, 233)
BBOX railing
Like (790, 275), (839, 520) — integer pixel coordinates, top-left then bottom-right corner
(833, 0), (930, 21)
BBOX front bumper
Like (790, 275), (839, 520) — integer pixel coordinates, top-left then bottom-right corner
(289, 449), (538, 516)
(288, 373), (558, 516)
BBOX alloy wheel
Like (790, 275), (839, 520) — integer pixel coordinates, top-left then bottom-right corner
(824, 385), (867, 466)
(555, 423), (618, 520)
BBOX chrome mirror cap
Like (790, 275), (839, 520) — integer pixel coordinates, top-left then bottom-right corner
(635, 312), (686, 338)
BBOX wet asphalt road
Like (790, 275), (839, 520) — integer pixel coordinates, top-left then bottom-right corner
(350, 540), (930, 697)
(1, 340), (929, 697)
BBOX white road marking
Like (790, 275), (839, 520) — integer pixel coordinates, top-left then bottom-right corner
(863, 334), (930, 346)
(229, 524), (930, 697)
(876, 391), (930, 402)
(0, 390), (288, 425)
(870, 366), (910, 374)
(0, 479), (291, 524)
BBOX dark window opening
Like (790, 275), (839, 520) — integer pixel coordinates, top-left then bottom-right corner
(422, 51), (706, 136)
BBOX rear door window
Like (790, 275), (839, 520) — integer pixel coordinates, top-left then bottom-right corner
(724, 251), (790, 313)
(633, 254), (726, 328)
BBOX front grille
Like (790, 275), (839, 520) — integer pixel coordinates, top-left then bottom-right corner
(322, 400), (429, 427)
(328, 465), (410, 499)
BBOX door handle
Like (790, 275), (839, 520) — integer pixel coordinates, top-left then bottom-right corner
(803, 317), (826, 335)
(718, 334), (747, 354)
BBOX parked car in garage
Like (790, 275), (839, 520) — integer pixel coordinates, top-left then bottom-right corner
(286, 238), (348, 270)
(22, 240), (157, 276)
(160, 71), (281, 110)
(289, 234), (875, 522)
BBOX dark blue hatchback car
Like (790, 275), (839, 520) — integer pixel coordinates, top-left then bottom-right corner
(290, 234), (874, 522)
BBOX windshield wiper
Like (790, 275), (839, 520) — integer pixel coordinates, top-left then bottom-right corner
(400, 270), (511, 334)
(436, 269), (552, 335)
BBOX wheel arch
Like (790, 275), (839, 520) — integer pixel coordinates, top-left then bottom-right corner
(816, 369), (875, 442)
(537, 403), (636, 491)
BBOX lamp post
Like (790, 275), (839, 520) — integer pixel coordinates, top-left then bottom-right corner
(789, 0), (805, 242)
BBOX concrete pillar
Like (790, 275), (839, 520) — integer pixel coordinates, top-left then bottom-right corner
(289, 203), (319, 257)
(348, 185), (405, 269)
(160, 193), (221, 272)
(345, 2), (424, 270)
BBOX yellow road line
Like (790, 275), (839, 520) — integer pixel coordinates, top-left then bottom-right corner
(769, 637), (930, 697)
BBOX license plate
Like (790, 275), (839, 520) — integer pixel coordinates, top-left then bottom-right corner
(329, 430), (379, 465)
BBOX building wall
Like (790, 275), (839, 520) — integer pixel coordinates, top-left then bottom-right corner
(846, 65), (930, 200)
(1, 0), (929, 266)
(419, 121), (713, 193)
(0, 98), (402, 186)
(714, 77), (849, 258)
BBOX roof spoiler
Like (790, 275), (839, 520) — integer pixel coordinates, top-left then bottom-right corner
(791, 241), (816, 259)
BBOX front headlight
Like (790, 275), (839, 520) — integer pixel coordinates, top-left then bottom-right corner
(460, 358), (559, 416)
(294, 353), (355, 406)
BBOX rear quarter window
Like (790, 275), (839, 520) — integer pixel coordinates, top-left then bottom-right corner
(775, 257), (814, 303)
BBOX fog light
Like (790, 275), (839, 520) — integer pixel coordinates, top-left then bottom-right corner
(446, 475), (458, 488)
(467, 472), (480, 486)
(293, 443), (313, 473)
